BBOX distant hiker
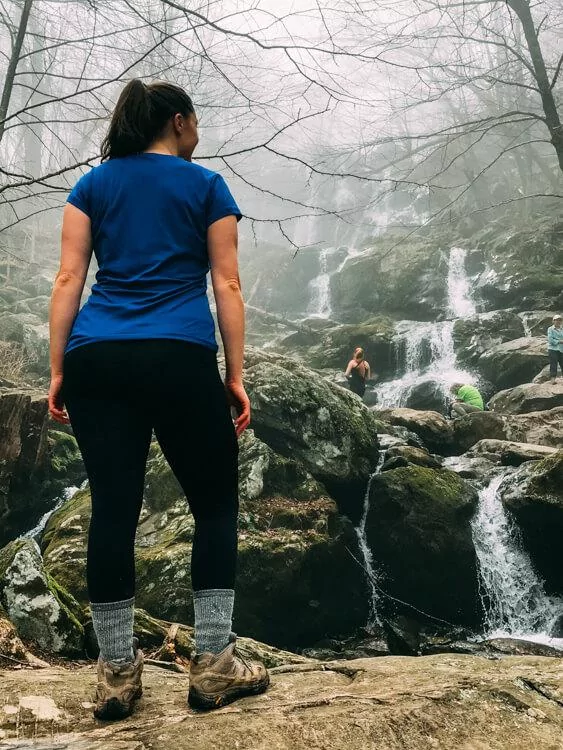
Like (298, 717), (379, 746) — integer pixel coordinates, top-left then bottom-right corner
(345, 347), (371, 398)
(547, 314), (563, 383)
(449, 382), (484, 418)
(48, 79), (268, 721)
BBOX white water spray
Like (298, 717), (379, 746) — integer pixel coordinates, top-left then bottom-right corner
(471, 471), (563, 647)
(307, 248), (333, 318)
(21, 484), (82, 540)
(374, 247), (476, 407)
(355, 452), (386, 628)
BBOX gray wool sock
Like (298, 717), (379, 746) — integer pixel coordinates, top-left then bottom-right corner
(193, 589), (235, 654)
(90, 597), (135, 663)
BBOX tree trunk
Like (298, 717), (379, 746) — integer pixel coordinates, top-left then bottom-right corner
(507, 0), (563, 172)
(0, 0), (33, 145)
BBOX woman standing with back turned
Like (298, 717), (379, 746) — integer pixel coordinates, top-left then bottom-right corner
(48, 80), (269, 720)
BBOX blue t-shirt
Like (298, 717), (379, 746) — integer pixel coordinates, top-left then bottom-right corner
(65, 153), (241, 354)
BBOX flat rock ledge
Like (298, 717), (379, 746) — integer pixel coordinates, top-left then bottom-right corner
(1, 653), (563, 749)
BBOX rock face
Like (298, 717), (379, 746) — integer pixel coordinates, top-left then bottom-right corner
(0, 539), (84, 655)
(500, 452), (563, 594)
(489, 382), (563, 414)
(478, 337), (548, 390)
(43, 437), (369, 650)
(0, 389), (85, 546)
(453, 310), (525, 366)
(330, 239), (448, 321)
(365, 466), (481, 625)
(374, 408), (454, 455)
(0, 389), (49, 545)
(277, 318), (397, 378)
(3, 653), (562, 749)
(243, 348), (380, 518)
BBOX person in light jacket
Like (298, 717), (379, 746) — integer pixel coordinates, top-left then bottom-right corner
(547, 314), (563, 383)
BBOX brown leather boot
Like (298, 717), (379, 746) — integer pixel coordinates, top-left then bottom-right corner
(188, 633), (269, 710)
(94, 638), (144, 720)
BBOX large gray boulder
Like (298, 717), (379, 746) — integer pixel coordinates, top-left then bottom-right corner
(365, 466), (481, 625)
(453, 408), (563, 453)
(465, 439), (558, 466)
(477, 337), (548, 389)
(500, 451), (563, 594)
(488, 382), (563, 414)
(244, 348), (380, 517)
(453, 310), (525, 367)
(0, 539), (84, 655)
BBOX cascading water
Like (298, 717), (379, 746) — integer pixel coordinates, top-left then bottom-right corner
(471, 471), (563, 647)
(355, 452), (386, 628)
(374, 247), (476, 407)
(20, 484), (82, 540)
(307, 248), (333, 318)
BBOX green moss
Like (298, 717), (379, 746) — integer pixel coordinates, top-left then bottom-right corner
(45, 570), (85, 633)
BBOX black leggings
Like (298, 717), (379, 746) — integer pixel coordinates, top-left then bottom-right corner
(63, 340), (238, 603)
(549, 349), (563, 378)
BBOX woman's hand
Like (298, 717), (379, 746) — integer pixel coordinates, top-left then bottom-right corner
(48, 374), (70, 425)
(225, 379), (250, 437)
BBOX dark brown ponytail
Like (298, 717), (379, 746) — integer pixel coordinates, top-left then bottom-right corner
(101, 79), (195, 160)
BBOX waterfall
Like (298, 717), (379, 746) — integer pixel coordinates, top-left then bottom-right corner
(520, 312), (533, 337)
(447, 247), (476, 318)
(374, 247), (476, 408)
(307, 248), (333, 318)
(471, 472), (563, 646)
(355, 452), (386, 628)
(20, 485), (82, 540)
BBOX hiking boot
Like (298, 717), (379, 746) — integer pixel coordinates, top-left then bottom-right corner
(188, 633), (269, 710)
(94, 638), (144, 720)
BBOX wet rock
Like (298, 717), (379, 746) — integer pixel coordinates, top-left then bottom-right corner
(0, 539), (84, 655)
(366, 466), (481, 626)
(488, 382), (563, 414)
(453, 310), (525, 367)
(404, 379), (446, 413)
(519, 310), (560, 338)
(243, 347), (380, 518)
(499, 451), (563, 594)
(442, 454), (498, 482)
(374, 408), (454, 455)
(478, 337), (548, 390)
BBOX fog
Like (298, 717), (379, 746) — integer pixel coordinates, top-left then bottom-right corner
(0, 0), (561, 265)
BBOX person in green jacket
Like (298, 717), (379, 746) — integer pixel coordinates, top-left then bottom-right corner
(449, 382), (484, 418)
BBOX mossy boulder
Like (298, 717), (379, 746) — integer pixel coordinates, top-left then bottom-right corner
(244, 348), (380, 519)
(499, 451), (563, 595)
(365, 466), (481, 625)
(43, 437), (368, 650)
(0, 539), (84, 655)
(452, 408), (563, 453)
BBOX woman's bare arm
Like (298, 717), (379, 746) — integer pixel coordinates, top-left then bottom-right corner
(345, 360), (355, 377)
(49, 204), (92, 421)
(208, 215), (249, 435)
